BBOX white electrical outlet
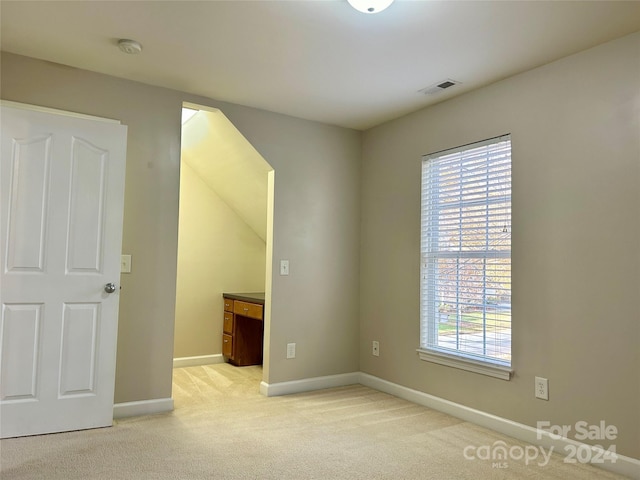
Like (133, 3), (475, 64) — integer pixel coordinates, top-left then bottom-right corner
(372, 340), (379, 357)
(121, 254), (132, 273)
(286, 343), (296, 359)
(535, 376), (549, 400)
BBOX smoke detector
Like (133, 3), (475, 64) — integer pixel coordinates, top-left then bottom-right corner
(118, 39), (143, 55)
(418, 79), (461, 96)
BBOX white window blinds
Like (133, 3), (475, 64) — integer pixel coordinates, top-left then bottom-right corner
(420, 135), (511, 367)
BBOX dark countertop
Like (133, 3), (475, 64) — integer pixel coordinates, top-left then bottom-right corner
(223, 292), (265, 304)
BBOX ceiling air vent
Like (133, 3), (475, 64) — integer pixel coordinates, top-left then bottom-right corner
(419, 79), (461, 96)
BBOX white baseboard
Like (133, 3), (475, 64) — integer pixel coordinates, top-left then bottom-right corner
(111, 368), (638, 478)
(359, 373), (640, 479)
(173, 354), (224, 368)
(113, 398), (174, 419)
(260, 372), (360, 397)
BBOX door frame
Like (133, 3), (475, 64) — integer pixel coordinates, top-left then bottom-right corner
(173, 101), (275, 385)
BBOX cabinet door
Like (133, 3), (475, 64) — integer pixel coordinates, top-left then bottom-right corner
(223, 298), (234, 312)
(222, 334), (233, 357)
(223, 312), (234, 334)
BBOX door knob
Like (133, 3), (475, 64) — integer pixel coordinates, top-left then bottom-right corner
(104, 283), (117, 294)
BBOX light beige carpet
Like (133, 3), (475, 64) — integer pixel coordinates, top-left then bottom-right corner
(0, 364), (627, 479)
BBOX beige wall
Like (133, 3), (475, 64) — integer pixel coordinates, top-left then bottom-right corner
(3, 31), (637, 459)
(173, 161), (266, 359)
(359, 32), (640, 458)
(0, 52), (362, 401)
(239, 112), (362, 383)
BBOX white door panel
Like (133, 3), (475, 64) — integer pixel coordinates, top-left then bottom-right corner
(0, 104), (127, 438)
(5, 134), (51, 273)
(67, 137), (108, 272)
(0, 303), (42, 400)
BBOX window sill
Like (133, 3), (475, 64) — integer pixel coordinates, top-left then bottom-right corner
(417, 348), (512, 380)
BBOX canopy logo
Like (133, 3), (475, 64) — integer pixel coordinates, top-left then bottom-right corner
(463, 441), (554, 468)
(464, 421), (619, 469)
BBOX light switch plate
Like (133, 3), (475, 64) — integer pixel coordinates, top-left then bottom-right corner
(121, 254), (132, 273)
(280, 260), (289, 276)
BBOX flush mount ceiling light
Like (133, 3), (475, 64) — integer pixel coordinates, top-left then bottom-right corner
(118, 39), (143, 55)
(347, 0), (394, 14)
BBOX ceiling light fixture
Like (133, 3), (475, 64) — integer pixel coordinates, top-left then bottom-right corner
(118, 39), (143, 55)
(347, 0), (394, 14)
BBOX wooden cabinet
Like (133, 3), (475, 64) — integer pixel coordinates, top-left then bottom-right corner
(222, 293), (265, 366)
(223, 311), (234, 333)
(222, 333), (233, 357)
(234, 300), (263, 320)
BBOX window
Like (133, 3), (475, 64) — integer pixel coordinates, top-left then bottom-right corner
(419, 135), (512, 379)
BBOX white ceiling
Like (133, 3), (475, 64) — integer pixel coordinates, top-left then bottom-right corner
(181, 108), (271, 241)
(1, 1), (639, 130)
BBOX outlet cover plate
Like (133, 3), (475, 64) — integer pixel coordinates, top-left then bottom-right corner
(535, 376), (549, 400)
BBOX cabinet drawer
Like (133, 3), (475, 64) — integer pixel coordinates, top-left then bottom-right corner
(234, 301), (263, 320)
(223, 312), (234, 334)
(223, 298), (234, 312)
(222, 333), (233, 357)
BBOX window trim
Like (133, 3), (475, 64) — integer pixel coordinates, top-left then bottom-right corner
(419, 134), (512, 377)
(417, 348), (512, 380)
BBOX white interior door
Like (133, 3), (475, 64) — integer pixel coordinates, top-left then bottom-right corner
(0, 103), (127, 438)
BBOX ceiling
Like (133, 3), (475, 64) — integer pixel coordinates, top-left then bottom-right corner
(181, 108), (271, 241)
(1, 1), (639, 130)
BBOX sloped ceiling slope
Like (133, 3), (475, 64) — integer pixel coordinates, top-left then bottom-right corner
(181, 109), (271, 242)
